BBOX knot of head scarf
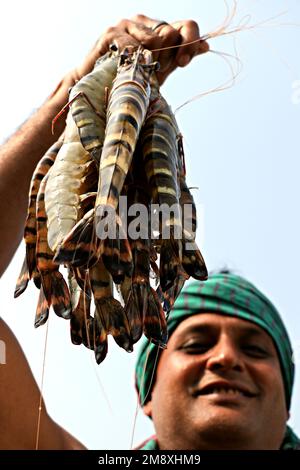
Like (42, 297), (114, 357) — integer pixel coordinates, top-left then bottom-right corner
(135, 273), (299, 449)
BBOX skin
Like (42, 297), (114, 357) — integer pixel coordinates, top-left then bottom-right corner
(0, 15), (208, 449)
(143, 313), (288, 450)
(0, 319), (85, 449)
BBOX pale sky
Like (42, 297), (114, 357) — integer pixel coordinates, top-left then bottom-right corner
(1, 0), (300, 449)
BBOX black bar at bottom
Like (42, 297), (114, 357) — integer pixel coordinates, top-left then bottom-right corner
(0, 450), (298, 467)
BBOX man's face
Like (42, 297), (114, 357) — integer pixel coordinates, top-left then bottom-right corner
(144, 313), (288, 450)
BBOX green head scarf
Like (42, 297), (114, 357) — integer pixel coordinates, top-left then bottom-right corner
(135, 273), (299, 449)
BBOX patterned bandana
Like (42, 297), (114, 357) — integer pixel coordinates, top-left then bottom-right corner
(135, 273), (299, 449)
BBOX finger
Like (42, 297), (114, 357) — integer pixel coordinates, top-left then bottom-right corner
(172, 20), (209, 67)
(75, 26), (142, 80)
(97, 20), (164, 63)
(101, 18), (163, 51)
(126, 19), (161, 48)
(97, 25), (140, 55)
(150, 23), (182, 72)
(131, 14), (169, 31)
(129, 16), (183, 71)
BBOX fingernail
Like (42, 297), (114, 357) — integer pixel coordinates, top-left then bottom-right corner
(178, 54), (191, 67)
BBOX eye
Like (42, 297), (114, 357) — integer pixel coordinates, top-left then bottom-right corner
(180, 341), (212, 354)
(243, 344), (269, 358)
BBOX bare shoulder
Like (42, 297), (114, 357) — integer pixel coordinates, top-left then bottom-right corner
(0, 319), (86, 450)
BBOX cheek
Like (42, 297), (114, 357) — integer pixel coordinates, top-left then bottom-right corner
(252, 362), (279, 388)
(177, 355), (206, 386)
(250, 362), (287, 410)
(151, 354), (204, 422)
(156, 353), (205, 393)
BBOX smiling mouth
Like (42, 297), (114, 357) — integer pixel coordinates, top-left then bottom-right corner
(196, 385), (256, 398)
(200, 387), (249, 397)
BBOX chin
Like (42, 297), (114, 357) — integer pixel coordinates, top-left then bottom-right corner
(193, 411), (255, 448)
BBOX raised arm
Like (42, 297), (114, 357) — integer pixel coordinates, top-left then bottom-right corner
(0, 15), (208, 276)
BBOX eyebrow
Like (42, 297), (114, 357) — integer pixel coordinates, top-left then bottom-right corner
(238, 326), (268, 340)
(174, 321), (277, 356)
(177, 323), (267, 340)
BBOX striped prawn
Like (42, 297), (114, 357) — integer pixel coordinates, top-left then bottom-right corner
(121, 154), (168, 347)
(140, 77), (184, 292)
(67, 51), (118, 164)
(94, 47), (159, 281)
(35, 171), (71, 327)
(45, 111), (98, 254)
(154, 98), (208, 310)
(14, 139), (63, 298)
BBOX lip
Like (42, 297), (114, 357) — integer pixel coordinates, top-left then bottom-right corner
(195, 380), (257, 398)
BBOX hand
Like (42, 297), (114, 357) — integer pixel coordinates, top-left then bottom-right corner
(72, 14), (209, 85)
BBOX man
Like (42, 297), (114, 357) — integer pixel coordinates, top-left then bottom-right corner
(135, 273), (300, 450)
(0, 15), (208, 449)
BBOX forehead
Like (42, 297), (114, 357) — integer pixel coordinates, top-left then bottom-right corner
(169, 313), (273, 345)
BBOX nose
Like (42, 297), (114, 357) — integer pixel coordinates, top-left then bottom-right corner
(206, 334), (243, 372)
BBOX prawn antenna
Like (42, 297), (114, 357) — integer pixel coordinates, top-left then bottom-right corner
(52, 92), (102, 135)
(130, 342), (161, 449)
(35, 319), (50, 450)
(175, 40), (243, 113)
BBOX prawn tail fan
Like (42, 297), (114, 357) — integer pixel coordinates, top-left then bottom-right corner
(143, 287), (168, 348)
(14, 257), (30, 298)
(70, 291), (93, 349)
(35, 287), (49, 328)
(40, 271), (72, 319)
(159, 235), (182, 292)
(32, 268), (41, 289)
(124, 285), (144, 344)
(182, 241), (208, 280)
(157, 267), (189, 313)
(94, 297), (133, 353)
(92, 316), (108, 365)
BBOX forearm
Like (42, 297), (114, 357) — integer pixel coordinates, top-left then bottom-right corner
(0, 73), (74, 276)
(0, 319), (86, 449)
